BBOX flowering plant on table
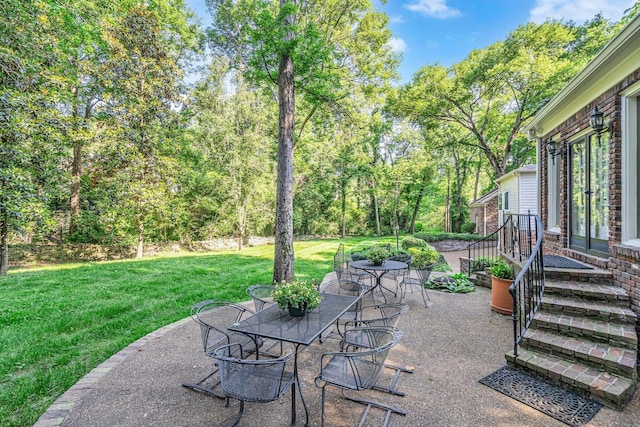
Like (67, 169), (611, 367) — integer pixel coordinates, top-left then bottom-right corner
(272, 280), (321, 311)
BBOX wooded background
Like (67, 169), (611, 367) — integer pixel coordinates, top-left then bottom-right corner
(2, 0), (638, 275)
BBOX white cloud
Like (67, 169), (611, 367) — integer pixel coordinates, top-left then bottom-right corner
(388, 15), (405, 25)
(388, 37), (408, 53)
(529, 0), (635, 23)
(405, 0), (461, 19)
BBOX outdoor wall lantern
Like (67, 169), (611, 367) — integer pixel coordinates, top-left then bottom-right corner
(545, 137), (562, 164)
(589, 105), (612, 146)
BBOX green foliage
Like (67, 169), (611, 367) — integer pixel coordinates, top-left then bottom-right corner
(408, 244), (440, 268)
(389, 248), (411, 263)
(461, 222), (476, 234)
(414, 232), (488, 242)
(366, 246), (389, 265)
(489, 259), (515, 280)
(272, 279), (321, 310)
(427, 273), (476, 293)
(470, 256), (496, 273)
(401, 235), (427, 249)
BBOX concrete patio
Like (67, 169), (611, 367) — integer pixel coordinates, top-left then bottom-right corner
(36, 252), (640, 426)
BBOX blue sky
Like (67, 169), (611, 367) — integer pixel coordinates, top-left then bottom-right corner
(185, 0), (636, 83)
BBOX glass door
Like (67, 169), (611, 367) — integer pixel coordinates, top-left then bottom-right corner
(569, 133), (609, 255)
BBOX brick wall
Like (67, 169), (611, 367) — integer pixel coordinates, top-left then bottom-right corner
(539, 66), (640, 315)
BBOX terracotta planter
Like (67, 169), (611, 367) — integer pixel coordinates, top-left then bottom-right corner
(490, 276), (513, 315)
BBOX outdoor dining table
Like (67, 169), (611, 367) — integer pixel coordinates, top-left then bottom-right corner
(228, 292), (359, 427)
(349, 259), (408, 302)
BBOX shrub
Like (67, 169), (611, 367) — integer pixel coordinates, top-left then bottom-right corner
(470, 256), (495, 273)
(427, 273), (476, 293)
(401, 236), (427, 250)
(461, 222), (476, 234)
(413, 222), (424, 232)
(408, 244), (440, 268)
(389, 248), (411, 263)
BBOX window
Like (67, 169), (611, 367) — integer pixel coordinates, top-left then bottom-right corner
(502, 191), (510, 211)
(621, 87), (640, 247)
(548, 155), (561, 232)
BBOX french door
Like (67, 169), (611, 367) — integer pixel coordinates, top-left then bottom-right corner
(569, 133), (609, 255)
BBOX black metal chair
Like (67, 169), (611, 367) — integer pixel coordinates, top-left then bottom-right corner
(213, 342), (295, 427)
(246, 284), (284, 356)
(340, 303), (412, 396)
(182, 300), (260, 398)
(246, 284), (276, 312)
(399, 264), (434, 308)
(318, 278), (369, 343)
(315, 327), (406, 427)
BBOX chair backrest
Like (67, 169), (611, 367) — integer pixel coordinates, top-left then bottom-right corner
(246, 284), (276, 312)
(352, 303), (409, 329)
(415, 264), (434, 284)
(213, 343), (295, 402)
(338, 327), (402, 390)
(190, 300), (256, 355)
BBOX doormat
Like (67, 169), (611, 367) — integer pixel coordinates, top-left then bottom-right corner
(479, 366), (602, 427)
(543, 255), (593, 269)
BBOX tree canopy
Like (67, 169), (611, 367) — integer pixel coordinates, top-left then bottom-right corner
(1, 0), (636, 276)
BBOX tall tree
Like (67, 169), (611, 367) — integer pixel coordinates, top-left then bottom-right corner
(208, 0), (398, 281)
(96, 3), (197, 257)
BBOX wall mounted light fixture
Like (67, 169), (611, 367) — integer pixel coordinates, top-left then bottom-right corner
(590, 105), (612, 146)
(545, 137), (562, 165)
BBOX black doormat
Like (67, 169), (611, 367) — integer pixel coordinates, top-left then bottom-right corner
(543, 255), (593, 269)
(479, 366), (602, 427)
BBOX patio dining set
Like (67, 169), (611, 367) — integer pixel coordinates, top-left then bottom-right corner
(182, 246), (431, 427)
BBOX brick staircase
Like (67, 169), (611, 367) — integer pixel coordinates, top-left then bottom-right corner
(506, 269), (638, 409)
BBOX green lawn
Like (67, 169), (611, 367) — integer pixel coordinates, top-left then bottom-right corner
(0, 236), (399, 427)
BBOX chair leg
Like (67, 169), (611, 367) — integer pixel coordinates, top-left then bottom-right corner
(181, 368), (226, 399)
(341, 389), (407, 426)
(321, 386), (327, 427)
(223, 399), (244, 427)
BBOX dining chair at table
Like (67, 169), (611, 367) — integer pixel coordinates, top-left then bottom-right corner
(246, 284), (276, 312)
(314, 327), (406, 427)
(399, 264), (434, 308)
(340, 303), (412, 397)
(213, 342), (296, 427)
(246, 284), (285, 357)
(318, 278), (369, 343)
(182, 300), (261, 398)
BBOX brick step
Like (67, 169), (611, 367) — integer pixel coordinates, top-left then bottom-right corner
(521, 329), (637, 377)
(532, 312), (638, 350)
(544, 280), (630, 305)
(544, 268), (613, 284)
(541, 295), (638, 324)
(505, 348), (636, 409)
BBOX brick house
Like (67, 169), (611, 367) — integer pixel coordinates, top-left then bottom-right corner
(469, 188), (499, 236)
(523, 14), (640, 316)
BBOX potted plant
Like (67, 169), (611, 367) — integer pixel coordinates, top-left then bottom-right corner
(271, 280), (321, 317)
(366, 246), (390, 266)
(488, 259), (516, 315)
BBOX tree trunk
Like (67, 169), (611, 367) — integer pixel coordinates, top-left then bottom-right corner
(0, 202), (8, 276)
(340, 178), (346, 238)
(136, 222), (144, 259)
(69, 141), (82, 234)
(273, 0), (296, 283)
(409, 178), (427, 234)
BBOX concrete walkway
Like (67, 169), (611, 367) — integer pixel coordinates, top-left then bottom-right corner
(36, 258), (639, 427)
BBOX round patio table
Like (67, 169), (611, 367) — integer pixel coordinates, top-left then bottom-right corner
(349, 259), (408, 303)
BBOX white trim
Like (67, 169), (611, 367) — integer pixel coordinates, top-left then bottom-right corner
(621, 90), (640, 247)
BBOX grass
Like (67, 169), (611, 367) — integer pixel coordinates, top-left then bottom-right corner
(0, 235), (434, 426)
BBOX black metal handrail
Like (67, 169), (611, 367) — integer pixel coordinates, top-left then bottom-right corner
(508, 214), (544, 357)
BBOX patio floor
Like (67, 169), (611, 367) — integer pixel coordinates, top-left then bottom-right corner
(37, 252), (639, 426)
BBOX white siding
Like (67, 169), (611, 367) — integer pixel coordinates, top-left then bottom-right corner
(518, 172), (538, 215)
(499, 177), (519, 214)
